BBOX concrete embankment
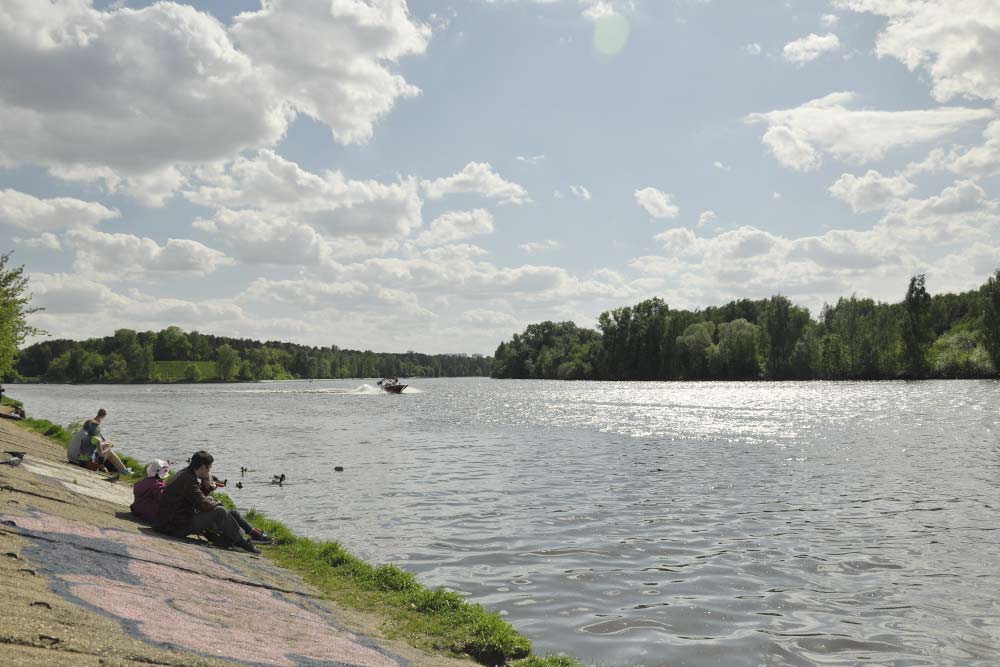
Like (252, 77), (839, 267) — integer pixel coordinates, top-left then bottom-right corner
(0, 416), (473, 667)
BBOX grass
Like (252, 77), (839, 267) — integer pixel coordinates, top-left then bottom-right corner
(242, 509), (580, 667)
(151, 360), (219, 382)
(6, 395), (581, 667)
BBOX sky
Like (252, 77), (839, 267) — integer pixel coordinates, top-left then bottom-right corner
(2, 0), (999, 355)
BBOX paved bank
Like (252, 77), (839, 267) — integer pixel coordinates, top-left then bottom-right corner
(0, 417), (473, 667)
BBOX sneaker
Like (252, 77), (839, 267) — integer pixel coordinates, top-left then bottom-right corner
(249, 529), (274, 544)
(123, 468), (134, 475)
(238, 540), (260, 554)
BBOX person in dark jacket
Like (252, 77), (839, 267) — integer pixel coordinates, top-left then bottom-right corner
(154, 450), (258, 553)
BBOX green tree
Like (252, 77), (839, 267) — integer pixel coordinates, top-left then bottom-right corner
(760, 296), (810, 379)
(928, 324), (993, 378)
(188, 330), (213, 361)
(676, 321), (716, 379)
(901, 275), (932, 377)
(216, 344), (241, 381)
(104, 352), (129, 382)
(789, 324), (820, 379)
(154, 326), (192, 361)
(0, 252), (42, 380)
(982, 269), (1000, 373)
(45, 351), (72, 382)
(716, 318), (761, 379)
(124, 343), (154, 381)
(818, 333), (847, 379)
(183, 363), (202, 382)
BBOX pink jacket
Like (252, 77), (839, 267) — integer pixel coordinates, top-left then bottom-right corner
(131, 476), (167, 522)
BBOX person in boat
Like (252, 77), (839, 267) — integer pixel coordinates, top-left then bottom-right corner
(154, 450), (269, 552)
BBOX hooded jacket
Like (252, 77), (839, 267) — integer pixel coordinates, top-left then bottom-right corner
(131, 476), (167, 522)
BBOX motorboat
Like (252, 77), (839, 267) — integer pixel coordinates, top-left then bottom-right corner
(378, 377), (407, 394)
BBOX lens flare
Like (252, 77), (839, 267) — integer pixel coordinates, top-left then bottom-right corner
(592, 13), (629, 57)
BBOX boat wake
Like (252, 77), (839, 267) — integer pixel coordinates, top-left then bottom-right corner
(225, 384), (385, 395)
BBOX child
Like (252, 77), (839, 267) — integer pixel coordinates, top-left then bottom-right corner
(131, 459), (170, 522)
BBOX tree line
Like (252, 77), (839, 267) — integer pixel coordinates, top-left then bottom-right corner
(10, 326), (492, 383)
(492, 272), (1000, 381)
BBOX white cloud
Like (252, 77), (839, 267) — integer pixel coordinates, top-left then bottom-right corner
(631, 178), (1000, 312)
(240, 277), (369, 308)
(828, 170), (916, 212)
(515, 154), (546, 164)
(325, 247), (634, 305)
(713, 161), (732, 171)
(834, 2), (1000, 186)
(951, 120), (1000, 177)
(634, 187), (680, 219)
(0, 0), (429, 205)
(0, 189), (119, 231)
(821, 14), (840, 27)
(901, 147), (955, 177)
(375, 287), (437, 321)
(47, 164), (189, 208)
(13, 233), (62, 250)
(783, 32), (841, 64)
(458, 309), (519, 328)
(193, 209), (336, 266)
(835, 0), (1000, 103)
(895, 180), (992, 220)
(697, 210), (717, 228)
(231, 0), (429, 145)
(0, 2), (286, 195)
(569, 185), (592, 200)
(773, 192), (783, 200)
(186, 150), (422, 242)
(744, 43), (762, 56)
(582, 1), (618, 22)
(66, 229), (232, 278)
(422, 162), (530, 205)
(759, 125), (822, 171)
(747, 92), (993, 171)
(519, 240), (560, 254)
(414, 209), (495, 246)
(27, 273), (247, 327)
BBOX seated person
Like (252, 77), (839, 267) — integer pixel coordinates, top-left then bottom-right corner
(154, 450), (261, 553)
(83, 409), (132, 474)
(131, 459), (171, 522)
(136, 458), (271, 543)
(67, 427), (91, 465)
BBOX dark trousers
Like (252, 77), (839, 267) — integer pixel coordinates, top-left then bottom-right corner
(229, 509), (255, 534)
(185, 506), (246, 546)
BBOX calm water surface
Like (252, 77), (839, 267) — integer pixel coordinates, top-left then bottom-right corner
(10, 378), (1000, 666)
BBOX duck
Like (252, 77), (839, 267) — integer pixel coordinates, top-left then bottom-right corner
(271, 473), (286, 486)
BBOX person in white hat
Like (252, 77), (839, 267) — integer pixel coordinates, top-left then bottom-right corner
(130, 459), (170, 522)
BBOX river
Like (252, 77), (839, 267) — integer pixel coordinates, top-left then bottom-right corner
(9, 378), (1000, 666)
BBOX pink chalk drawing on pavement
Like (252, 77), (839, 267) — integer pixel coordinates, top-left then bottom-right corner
(2, 512), (404, 667)
(8, 512), (234, 578)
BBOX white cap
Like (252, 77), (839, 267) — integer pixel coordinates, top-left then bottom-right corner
(146, 459), (170, 479)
